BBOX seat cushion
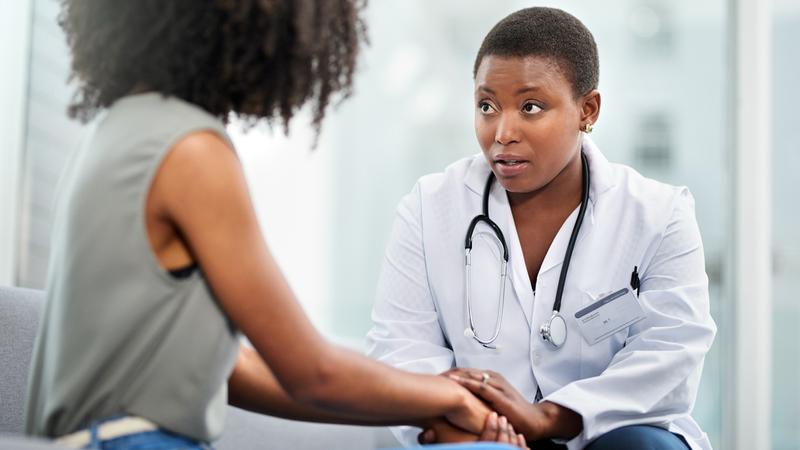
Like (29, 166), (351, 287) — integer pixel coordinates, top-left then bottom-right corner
(0, 287), (44, 433)
(0, 434), (71, 450)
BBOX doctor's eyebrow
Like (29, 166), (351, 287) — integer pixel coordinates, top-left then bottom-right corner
(475, 85), (544, 95)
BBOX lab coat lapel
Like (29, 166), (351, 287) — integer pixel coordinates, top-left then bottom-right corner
(496, 186), (535, 330)
(463, 154), (491, 196)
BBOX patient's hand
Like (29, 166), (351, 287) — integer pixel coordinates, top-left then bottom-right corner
(419, 412), (529, 449)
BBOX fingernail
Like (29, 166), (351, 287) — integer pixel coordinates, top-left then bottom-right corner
(488, 412), (498, 429)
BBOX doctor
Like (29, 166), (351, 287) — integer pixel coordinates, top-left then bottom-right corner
(367, 7), (716, 450)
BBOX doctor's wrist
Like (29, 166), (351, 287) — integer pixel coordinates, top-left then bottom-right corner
(536, 401), (582, 440)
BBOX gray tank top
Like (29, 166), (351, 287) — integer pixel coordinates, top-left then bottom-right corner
(24, 93), (240, 442)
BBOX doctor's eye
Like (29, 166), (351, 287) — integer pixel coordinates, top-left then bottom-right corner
(522, 102), (543, 115)
(478, 101), (497, 114)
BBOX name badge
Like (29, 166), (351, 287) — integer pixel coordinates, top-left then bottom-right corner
(574, 288), (646, 346)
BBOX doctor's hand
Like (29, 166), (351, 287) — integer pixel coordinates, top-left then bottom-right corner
(418, 413), (529, 449)
(443, 368), (582, 442)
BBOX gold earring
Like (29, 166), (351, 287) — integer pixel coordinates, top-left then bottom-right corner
(582, 123), (594, 134)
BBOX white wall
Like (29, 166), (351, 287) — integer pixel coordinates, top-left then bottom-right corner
(229, 117), (334, 335)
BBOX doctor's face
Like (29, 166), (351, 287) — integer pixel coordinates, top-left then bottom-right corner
(474, 55), (597, 194)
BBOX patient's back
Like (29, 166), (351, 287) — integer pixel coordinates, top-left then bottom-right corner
(24, 93), (240, 442)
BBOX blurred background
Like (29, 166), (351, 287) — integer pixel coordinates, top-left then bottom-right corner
(1, 1), (797, 449)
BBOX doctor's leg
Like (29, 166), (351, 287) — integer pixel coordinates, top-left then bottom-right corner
(585, 425), (690, 450)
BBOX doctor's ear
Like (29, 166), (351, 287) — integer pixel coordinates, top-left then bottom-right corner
(578, 89), (601, 132)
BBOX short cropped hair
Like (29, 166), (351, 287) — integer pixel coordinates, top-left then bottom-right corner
(473, 7), (599, 97)
(59, 0), (367, 134)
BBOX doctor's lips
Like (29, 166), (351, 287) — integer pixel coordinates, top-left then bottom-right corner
(493, 154), (530, 177)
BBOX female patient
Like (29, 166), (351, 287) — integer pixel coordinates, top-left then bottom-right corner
(24, 1), (527, 448)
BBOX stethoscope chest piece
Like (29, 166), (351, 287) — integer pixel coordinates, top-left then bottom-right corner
(539, 311), (567, 348)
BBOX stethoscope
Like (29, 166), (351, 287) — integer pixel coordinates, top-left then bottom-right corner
(463, 152), (590, 349)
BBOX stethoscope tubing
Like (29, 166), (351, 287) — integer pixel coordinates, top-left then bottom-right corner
(463, 151), (590, 348)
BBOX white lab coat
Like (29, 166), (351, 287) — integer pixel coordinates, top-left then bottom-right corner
(366, 136), (716, 450)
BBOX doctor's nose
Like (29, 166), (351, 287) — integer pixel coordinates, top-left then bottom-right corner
(494, 115), (521, 146)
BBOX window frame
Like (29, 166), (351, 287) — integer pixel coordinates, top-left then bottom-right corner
(728, 0), (773, 448)
(0, 0), (33, 286)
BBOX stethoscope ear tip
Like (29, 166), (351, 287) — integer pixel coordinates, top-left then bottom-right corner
(463, 328), (475, 338)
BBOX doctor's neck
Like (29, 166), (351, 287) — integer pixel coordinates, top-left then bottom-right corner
(505, 148), (584, 214)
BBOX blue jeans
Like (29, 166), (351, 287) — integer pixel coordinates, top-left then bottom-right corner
(585, 425), (690, 450)
(394, 445), (518, 450)
(82, 416), (211, 450)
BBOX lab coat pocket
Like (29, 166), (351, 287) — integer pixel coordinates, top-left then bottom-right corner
(577, 289), (629, 378)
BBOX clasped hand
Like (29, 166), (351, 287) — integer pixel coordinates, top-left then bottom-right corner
(420, 368), (575, 448)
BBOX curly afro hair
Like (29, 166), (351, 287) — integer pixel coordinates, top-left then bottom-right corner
(59, 0), (367, 134)
(474, 7), (599, 98)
